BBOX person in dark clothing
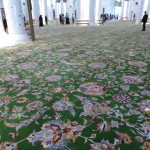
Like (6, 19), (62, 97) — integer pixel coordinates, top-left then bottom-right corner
(101, 14), (106, 25)
(65, 13), (69, 24)
(61, 14), (64, 24)
(39, 15), (44, 27)
(141, 11), (148, 31)
(45, 16), (48, 25)
(3, 18), (7, 32)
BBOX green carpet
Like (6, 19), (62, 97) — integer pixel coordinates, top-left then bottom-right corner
(0, 21), (150, 150)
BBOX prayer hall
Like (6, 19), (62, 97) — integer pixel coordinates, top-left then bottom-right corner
(0, 0), (150, 149)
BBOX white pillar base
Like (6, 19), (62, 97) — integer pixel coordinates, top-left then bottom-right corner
(0, 33), (30, 48)
(9, 34), (30, 44)
(76, 20), (89, 26)
(0, 34), (15, 48)
(96, 20), (102, 25)
(89, 21), (97, 26)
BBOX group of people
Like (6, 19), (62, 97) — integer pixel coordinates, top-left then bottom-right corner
(100, 11), (148, 31)
(39, 15), (48, 27)
(37, 11), (148, 31)
(101, 13), (118, 24)
(59, 13), (75, 24)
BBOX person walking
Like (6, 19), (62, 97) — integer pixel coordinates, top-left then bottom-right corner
(39, 15), (44, 27)
(141, 11), (148, 31)
(45, 16), (48, 25)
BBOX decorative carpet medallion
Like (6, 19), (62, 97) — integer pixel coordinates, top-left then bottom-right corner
(53, 53), (69, 57)
(94, 73), (108, 79)
(0, 88), (7, 94)
(113, 94), (131, 103)
(51, 87), (65, 93)
(0, 75), (19, 82)
(46, 75), (62, 81)
(58, 48), (72, 52)
(52, 99), (74, 111)
(85, 51), (100, 55)
(79, 82), (107, 95)
(0, 96), (12, 106)
(141, 90), (150, 96)
(0, 142), (18, 150)
(89, 63), (107, 69)
(113, 59), (125, 63)
(121, 76), (143, 84)
(31, 90), (42, 95)
(128, 61), (147, 67)
(17, 52), (30, 56)
(0, 64), (12, 69)
(27, 101), (43, 110)
(17, 62), (37, 69)
(17, 97), (29, 103)
(14, 79), (31, 87)
(138, 100), (150, 112)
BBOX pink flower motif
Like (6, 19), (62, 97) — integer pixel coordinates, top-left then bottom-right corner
(135, 136), (143, 143)
(144, 142), (150, 150)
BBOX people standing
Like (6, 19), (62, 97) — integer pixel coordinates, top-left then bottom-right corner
(101, 14), (106, 25)
(39, 15), (44, 27)
(133, 14), (136, 20)
(65, 13), (70, 24)
(141, 11), (148, 31)
(45, 16), (48, 25)
(61, 14), (64, 24)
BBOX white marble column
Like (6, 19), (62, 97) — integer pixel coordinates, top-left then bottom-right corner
(148, 0), (150, 22)
(55, 1), (60, 19)
(71, 0), (75, 16)
(142, 0), (150, 23)
(47, 0), (54, 20)
(21, 0), (29, 21)
(89, 0), (96, 26)
(0, 12), (5, 34)
(121, 0), (129, 20)
(76, 0), (90, 26)
(3, 0), (30, 44)
(135, 0), (144, 24)
(121, 0), (125, 20)
(142, 0), (149, 14)
(0, 11), (13, 48)
(95, 0), (101, 25)
(39, 0), (48, 24)
(128, 0), (134, 20)
(66, 0), (73, 18)
(31, 0), (40, 21)
(60, 0), (64, 14)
